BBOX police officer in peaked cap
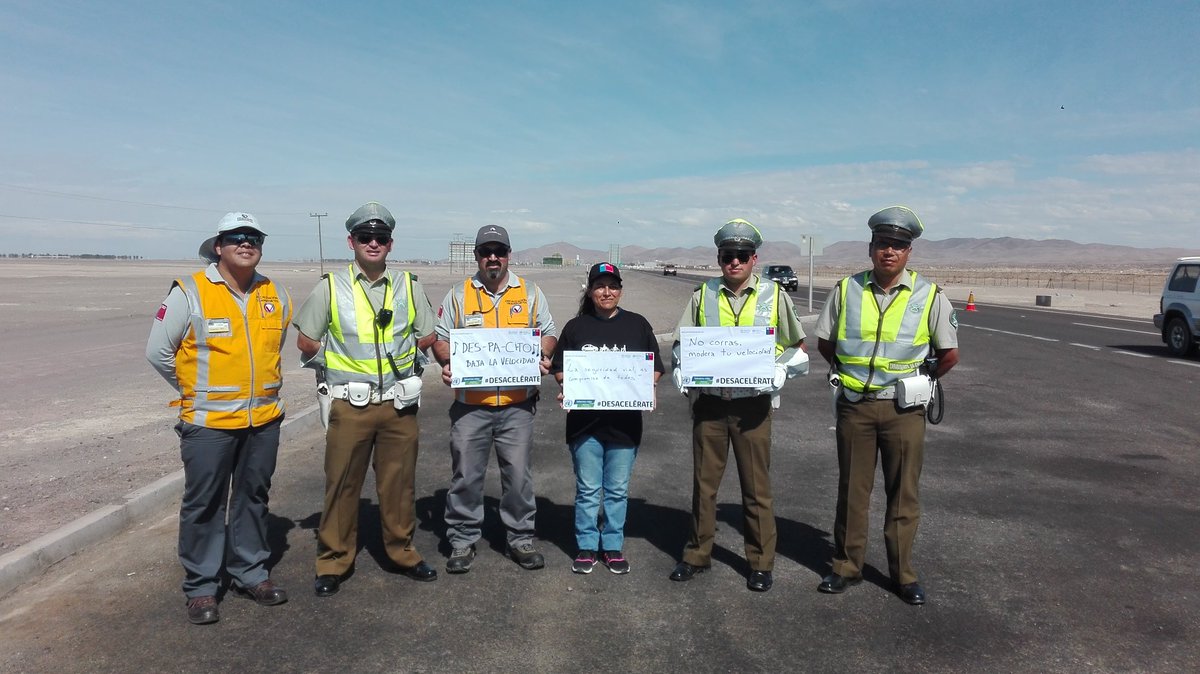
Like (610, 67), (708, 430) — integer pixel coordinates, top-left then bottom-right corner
(668, 218), (809, 593)
(294, 201), (441, 596)
(813, 205), (960, 605)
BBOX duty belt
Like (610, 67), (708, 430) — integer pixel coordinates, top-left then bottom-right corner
(842, 386), (896, 402)
(329, 383), (396, 404)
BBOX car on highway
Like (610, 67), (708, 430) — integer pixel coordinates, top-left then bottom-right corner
(763, 264), (798, 291)
(1153, 257), (1200, 357)
(662, 264), (677, 276)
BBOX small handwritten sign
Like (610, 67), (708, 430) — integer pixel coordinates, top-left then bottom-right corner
(679, 326), (775, 387)
(450, 328), (542, 387)
(562, 351), (655, 410)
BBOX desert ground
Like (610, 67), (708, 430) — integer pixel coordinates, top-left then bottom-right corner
(0, 257), (1161, 557)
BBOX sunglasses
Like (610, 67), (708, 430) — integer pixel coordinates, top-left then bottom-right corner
(872, 239), (911, 251)
(719, 250), (753, 265)
(355, 233), (392, 246)
(220, 232), (264, 247)
(375, 308), (393, 328)
(477, 245), (510, 258)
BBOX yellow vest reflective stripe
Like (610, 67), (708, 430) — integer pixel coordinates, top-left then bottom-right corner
(454, 277), (536, 406)
(324, 266), (418, 389)
(175, 271), (291, 428)
(696, 277), (784, 356)
(834, 270), (935, 393)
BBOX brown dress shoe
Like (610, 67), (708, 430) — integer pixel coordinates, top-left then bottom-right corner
(234, 579), (288, 606)
(186, 595), (219, 625)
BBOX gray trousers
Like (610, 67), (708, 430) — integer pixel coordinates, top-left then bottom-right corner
(444, 399), (537, 548)
(176, 418), (281, 598)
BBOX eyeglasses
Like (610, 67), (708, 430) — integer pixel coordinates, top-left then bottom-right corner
(872, 239), (911, 251)
(477, 245), (510, 259)
(375, 308), (393, 328)
(220, 232), (264, 247)
(719, 250), (753, 265)
(355, 233), (392, 246)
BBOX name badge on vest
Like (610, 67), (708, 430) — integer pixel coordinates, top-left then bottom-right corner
(464, 313), (484, 328)
(206, 318), (232, 335)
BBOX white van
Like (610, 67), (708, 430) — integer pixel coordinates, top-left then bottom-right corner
(1153, 257), (1200, 357)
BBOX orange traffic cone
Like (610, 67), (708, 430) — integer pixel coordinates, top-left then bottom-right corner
(965, 291), (977, 312)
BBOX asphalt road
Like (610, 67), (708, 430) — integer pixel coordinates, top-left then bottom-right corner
(2, 262), (1198, 673)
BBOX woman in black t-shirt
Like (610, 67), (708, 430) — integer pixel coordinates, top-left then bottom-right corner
(550, 263), (664, 575)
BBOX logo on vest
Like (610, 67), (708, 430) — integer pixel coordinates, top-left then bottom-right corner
(510, 304), (524, 317)
(262, 301), (276, 314)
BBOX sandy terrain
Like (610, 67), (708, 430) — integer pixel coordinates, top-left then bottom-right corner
(0, 259), (1161, 555)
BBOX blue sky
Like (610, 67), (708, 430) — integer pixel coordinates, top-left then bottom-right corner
(0, 0), (1196, 260)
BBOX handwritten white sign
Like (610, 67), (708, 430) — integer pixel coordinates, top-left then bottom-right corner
(679, 326), (775, 387)
(562, 351), (655, 410)
(449, 328), (542, 387)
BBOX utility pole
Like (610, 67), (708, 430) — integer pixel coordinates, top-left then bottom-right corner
(309, 213), (328, 275)
(802, 234), (816, 312)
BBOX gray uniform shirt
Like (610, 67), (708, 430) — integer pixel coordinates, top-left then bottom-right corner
(814, 269), (959, 349)
(145, 263), (286, 392)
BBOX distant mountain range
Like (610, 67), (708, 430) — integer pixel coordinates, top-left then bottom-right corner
(515, 237), (1198, 269)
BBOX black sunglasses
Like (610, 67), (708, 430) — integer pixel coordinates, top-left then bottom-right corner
(220, 232), (264, 247)
(477, 245), (510, 258)
(872, 238), (911, 251)
(719, 250), (753, 265)
(355, 233), (392, 246)
(375, 308), (393, 328)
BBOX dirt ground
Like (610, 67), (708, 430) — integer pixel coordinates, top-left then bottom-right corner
(0, 258), (1161, 555)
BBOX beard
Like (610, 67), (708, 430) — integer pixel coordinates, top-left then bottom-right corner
(485, 268), (502, 281)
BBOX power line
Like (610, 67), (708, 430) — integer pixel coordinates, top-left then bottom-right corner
(0, 183), (309, 216)
(0, 213), (448, 241)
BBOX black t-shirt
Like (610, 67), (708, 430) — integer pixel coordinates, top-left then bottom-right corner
(550, 308), (666, 446)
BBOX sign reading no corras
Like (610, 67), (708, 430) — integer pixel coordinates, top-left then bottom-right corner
(449, 328), (542, 387)
(679, 326), (775, 387)
(562, 350), (656, 410)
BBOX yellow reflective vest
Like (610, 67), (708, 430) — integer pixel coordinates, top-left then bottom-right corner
(174, 271), (292, 428)
(324, 266), (418, 389)
(696, 277), (784, 356)
(834, 270), (935, 393)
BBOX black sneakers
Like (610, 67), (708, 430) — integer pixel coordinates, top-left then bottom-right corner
(572, 550), (598, 574)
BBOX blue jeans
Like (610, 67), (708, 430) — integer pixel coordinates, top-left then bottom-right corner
(569, 435), (637, 551)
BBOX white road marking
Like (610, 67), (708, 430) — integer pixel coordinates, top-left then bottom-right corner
(1073, 322), (1159, 336)
(968, 325), (1059, 342)
(1113, 350), (1153, 358)
(1069, 343), (1101, 350)
(1170, 360), (1200, 368)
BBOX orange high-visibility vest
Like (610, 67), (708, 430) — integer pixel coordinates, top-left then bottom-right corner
(453, 277), (538, 406)
(174, 271), (292, 428)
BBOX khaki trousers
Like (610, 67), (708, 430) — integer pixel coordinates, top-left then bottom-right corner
(831, 397), (926, 585)
(316, 399), (422, 576)
(682, 394), (776, 571)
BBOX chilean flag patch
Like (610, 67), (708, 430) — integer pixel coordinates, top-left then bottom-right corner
(155, 304), (167, 321)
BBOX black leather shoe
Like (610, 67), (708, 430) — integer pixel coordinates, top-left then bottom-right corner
(895, 582), (926, 605)
(186, 596), (219, 625)
(669, 561), (709, 582)
(233, 579), (288, 606)
(747, 570), (773, 592)
(817, 573), (863, 594)
(314, 574), (341, 597)
(397, 561), (438, 582)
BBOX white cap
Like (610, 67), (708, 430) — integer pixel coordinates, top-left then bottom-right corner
(199, 212), (266, 262)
